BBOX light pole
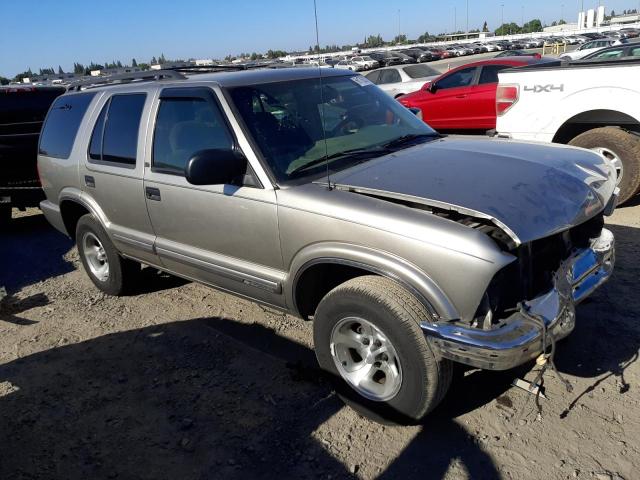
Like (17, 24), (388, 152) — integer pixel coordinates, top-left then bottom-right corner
(454, 6), (457, 33)
(501, 4), (504, 36)
(521, 5), (524, 30)
(466, 0), (469, 33)
(397, 9), (401, 41)
(561, 3), (564, 23)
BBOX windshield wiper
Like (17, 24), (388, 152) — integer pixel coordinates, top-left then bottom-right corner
(288, 147), (389, 176)
(382, 133), (439, 150)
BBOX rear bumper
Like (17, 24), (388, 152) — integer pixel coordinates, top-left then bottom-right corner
(421, 228), (615, 370)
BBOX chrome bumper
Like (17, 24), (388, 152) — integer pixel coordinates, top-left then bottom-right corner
(421, 228), (615, 370)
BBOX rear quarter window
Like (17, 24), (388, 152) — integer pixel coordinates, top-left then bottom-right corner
(39, 92), (97, 159)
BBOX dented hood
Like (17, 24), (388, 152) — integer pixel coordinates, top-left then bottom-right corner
(328, 136), (616, 245)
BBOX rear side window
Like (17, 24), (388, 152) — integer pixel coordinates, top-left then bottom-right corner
(402, 64), (439, 79)
(152, 96), (233, 174)
(88, 94), (146, 166)
(39, 92), (96, 159)
(365, 70), (381, 84)
(478, 65), (511, 84)
(379, 69), (401, 84)
(631, 47), (640, 57)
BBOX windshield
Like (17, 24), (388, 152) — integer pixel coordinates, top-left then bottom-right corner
(227, 74), (436, 184)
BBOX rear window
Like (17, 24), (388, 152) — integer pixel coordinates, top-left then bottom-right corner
(38, 92), (96, 159)
(402, 64), (439, 79)
(88, 94), (146, 166)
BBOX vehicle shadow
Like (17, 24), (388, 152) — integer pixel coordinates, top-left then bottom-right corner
(0, 212), (74, 293)
(0, 316), (504, 479)
(553, 223), (640, 417)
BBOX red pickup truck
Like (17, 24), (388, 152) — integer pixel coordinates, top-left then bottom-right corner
(398, 57), (552, 132)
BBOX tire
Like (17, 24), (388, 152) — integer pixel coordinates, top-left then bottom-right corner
(313, 275), (452, 424)
(569, 127), (640, 204)
(0, 205), (11, 227)
(75, 214), (140, 296)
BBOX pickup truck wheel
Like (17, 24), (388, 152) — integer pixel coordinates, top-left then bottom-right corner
(76, 214), (139, 296)
(313, 275), (452, 424)
(569, 127), (640, 204)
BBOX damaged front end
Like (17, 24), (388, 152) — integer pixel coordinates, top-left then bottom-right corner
(421, 216), (615, 370)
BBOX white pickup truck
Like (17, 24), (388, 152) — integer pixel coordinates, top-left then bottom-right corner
(496, 59), (640, 203)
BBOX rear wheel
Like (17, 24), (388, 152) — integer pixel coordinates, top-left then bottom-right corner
(76, 214), (140, 296)
(313, 275), (452, 424)
(569, 127), (640, 204)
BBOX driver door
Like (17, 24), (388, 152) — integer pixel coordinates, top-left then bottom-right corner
(143, 86), (286, 307)
(422, 66), (478, 130)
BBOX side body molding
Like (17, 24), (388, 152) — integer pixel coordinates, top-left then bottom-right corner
(286, 242), (460, 322)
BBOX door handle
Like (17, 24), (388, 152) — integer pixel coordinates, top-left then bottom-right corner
(84, 175), (95, 188)
(145, 187), (161, 201)
(455, 94), (467, 99)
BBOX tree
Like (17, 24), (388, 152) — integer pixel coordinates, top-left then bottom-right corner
(151, 56), (157, 65)
(523, 19), (543, 33)
(58, 65), (64, 74)
(159, 53), (166, 64)
(131, 58), (138, 67)
(393, 34), (407, 44)
(495, 22), (521, 35)
(137, 63), (149, 70)
(611, 10), (616, 17)
(250, 52), (259, 60)
(482, 21), (489, 32)
(558, 19), (566, 25)
(0, 76), (10, 85)
(73, 63), (85, 74)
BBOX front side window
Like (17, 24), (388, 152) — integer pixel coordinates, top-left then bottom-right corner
(436, 67), (476, 89)
(152, 95), (233, 174)
(630, 47), (640, 57)
(39, 92), (96, 159)
(88, 93), (146, 166)
(592, 48), (624, 59)
(228, 75), (436, 184)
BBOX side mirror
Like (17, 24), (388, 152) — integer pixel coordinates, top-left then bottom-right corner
(407, 107), (422, 119)
(185, 148), (247, 186)
(425, 82), (437, 93)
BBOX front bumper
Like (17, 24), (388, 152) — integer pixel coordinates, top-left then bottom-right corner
(421, 228), (615, 370)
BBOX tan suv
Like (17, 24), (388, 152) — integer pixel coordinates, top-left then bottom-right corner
(38, 67), (616, 423)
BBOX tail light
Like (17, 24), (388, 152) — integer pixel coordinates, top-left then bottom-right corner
(496, 84), (519, 116)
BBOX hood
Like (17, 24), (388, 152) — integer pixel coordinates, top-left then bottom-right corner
(326, 136), (616, 246)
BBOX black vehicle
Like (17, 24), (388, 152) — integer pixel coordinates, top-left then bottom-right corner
(0, 85), (65, 224)
(368, 51), (403, 66)
(581, 32), (606, 40)
(579, 43), (640, 61)
(399, 48), (433, 62)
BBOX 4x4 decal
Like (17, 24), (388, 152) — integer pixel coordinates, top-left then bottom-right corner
(524, 84), (564, 93)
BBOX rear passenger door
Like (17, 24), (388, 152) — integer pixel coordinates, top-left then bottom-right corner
(377, 69), (403, 96)
(143, 86), (285, 307)
(82, 91), (160, 265)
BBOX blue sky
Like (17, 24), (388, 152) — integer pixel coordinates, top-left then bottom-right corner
(0, 0), (635, 77)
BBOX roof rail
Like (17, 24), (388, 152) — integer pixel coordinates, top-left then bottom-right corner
(67, 70), (186, 91)
(163, 62), (286, 74)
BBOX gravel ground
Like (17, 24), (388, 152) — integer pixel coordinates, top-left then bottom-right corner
(1, 202), (639, 480)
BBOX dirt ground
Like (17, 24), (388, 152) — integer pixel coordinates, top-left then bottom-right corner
(1, 201), (639, 480)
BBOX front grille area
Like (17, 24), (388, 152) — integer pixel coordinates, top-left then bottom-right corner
(480, 212), (605, 324)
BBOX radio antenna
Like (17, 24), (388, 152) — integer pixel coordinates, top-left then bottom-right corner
(313, 0), (332, 190)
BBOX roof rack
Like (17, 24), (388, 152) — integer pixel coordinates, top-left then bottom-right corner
(67, 70), (186, 91)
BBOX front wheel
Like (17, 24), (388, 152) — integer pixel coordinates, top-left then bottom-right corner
(313, 275), (452, 424)
(569, 127), (640, 204)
